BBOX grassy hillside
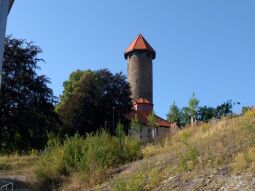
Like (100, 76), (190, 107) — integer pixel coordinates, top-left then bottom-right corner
(108, 109), (255, 190)
(1, 109), (255, 190)
(0, 154), (38, 190)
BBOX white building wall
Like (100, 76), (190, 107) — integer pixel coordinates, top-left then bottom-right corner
(129, 125), (171, 143)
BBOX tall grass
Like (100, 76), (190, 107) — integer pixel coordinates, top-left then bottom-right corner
(112, 109), (255, 190)
(36, 130), (142, 187)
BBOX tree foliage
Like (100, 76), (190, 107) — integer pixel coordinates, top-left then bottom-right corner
(0, 36), (58, 152)
(57, 69), (132, 136)
(167, 101), (181, 126)
(188, 93), (199, 125)
(180, 107), (191, 127)
(167, 93), (236, 127)
(147, 111), (157, 128)
(197, 106), (216, 122)
(178, 93), (200, 127)
(130, 115), (141, 139)
(215, 100), (233, 119)
(242, 106), (252, 115)
(56, 70), (93, 111)
(197, 100), (234, 122)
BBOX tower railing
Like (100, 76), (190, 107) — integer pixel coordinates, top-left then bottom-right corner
(0, 182), (13, 191)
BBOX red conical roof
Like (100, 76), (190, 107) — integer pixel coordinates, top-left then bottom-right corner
(124, 34), (156, 59)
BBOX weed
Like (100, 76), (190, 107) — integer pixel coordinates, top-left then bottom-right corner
(201, 123), (210, 133)
(113, 172), (145, 191)
(232, 147), (255, 174)
(36, 146), (66, 183)
(179, 145), (199, 171)
(240, 109), (255, 130)
(0, 160), (10, 170)
(36, 130), (142, 187)
(179, 128), (193, 143)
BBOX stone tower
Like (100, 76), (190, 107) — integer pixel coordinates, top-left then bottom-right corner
(124, 34), (156, 103)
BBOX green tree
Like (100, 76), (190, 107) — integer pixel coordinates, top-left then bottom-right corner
(197, 106), (216, 122)
(56, 70), (93, 111)
(116, 122), (125, 149)
(242, 106), (252, 115)
(131, 115), (141, 139)
(167, 101), (181, 126)
(215, 100), (233, 119)
(147, 111), (157, 142)
(147, 111), (157, 128)
(180, 107), (191, 127)
(0, 36), (58, 152)
(197, 100), (235, 122)
(188, 93), (199, 126)
(57, 69), (132, 136)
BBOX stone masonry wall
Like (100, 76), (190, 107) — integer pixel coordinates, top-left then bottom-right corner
(127, 51), (153, 103)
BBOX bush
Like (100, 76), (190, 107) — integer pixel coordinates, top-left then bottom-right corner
(240, 109), (255, 130)
(63, 134), (85, 169)
(179, 145), (199, 171)
(36, 130), (142, 187)
(113, 165), (165, 191)
(113, 172), (145, 191)
(123, 137), (142, 160)
(36, 146), (66, 183)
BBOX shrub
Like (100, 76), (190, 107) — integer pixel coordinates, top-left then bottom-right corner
(240, 109), (255, 130)
(36, 146), (66, 183)
(113, 172), (145, 191)
(36, 130), (142, 187)
(63, 134), (85, 169)
(113, 164), (167, 191)
(123, 137), (142, 160)
(80, 131), (120, 173)
(179, 145), (199, 171)
(142, 144), (162, 158)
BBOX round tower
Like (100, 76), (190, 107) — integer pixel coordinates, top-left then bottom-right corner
(124, 34), (156, 103)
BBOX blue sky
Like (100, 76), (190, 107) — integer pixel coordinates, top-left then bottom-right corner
(6, 0), (255, 118)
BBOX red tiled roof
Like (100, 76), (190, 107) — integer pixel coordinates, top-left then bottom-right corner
(125, 110), (172, 128)
(124, 34), (156, 59)
(133, 98), (151, 104)
(156, 116), (173, 127)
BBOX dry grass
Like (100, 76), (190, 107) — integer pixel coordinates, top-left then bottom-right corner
(0, 154), (37, 175)
(231, 147), (255, 173)
(0, 154), (39, 190)
(112, 110), (255, 190)
(142, 143), (165, 158)
(112, 160), (174, 191)
(1, 110), (255, 190)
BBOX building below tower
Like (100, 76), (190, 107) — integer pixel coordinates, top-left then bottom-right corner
(124, 34), (179, 142)
(125, 98), (178, 142)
